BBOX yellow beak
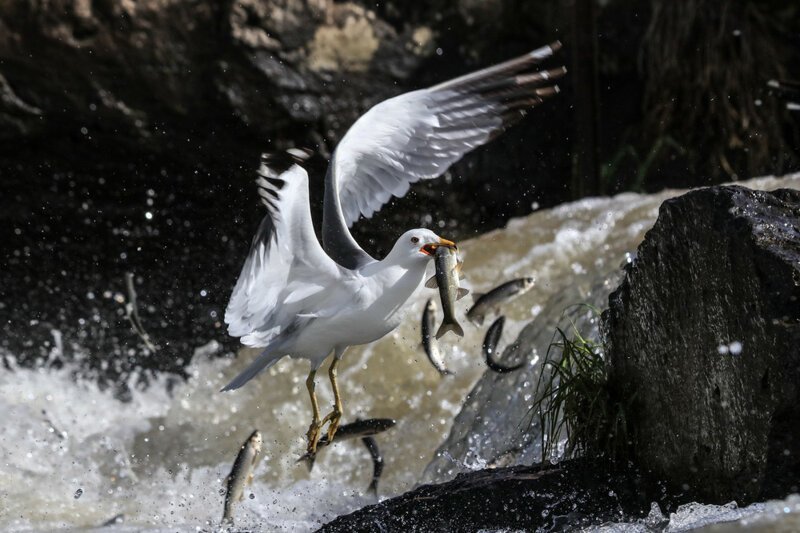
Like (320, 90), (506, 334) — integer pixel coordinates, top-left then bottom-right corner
(420, 237), (457, 255)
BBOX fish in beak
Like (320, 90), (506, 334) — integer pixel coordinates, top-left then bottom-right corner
(421, 237), (456, 256)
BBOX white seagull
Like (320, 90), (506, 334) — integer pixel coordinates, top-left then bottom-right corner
(222, 42), (565, 453)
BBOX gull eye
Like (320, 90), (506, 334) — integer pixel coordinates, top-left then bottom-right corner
(411, 236), (419, 244)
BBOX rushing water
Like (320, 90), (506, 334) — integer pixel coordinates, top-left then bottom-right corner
(2, 174), (799, 532)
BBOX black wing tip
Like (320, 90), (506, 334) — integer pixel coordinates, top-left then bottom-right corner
(529, 40), (563, 60)
(431, 40), (565, 94)
(255, 148), (315, 209)
(259, 148), (314, 174)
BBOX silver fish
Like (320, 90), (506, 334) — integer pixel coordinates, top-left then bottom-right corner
(361, 436), (383, 497)
(299, 418), (396, 470)
(421, 299), (453, 376)
(424, 252), (466, 291)
(483, 316), (524, 373)
(431, 246), (467, 338)
(467, 277), (535, 326)
(222, 429), (263, 524)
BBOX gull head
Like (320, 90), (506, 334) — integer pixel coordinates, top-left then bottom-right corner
(387, 229), (456, 267)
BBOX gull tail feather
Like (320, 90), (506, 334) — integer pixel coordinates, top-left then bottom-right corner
(221, 344), (286, 392)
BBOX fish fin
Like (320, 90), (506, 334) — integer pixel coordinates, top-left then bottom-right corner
(296, 452), (316, 472)
(220, 343), (286, 392)
(472, 292), (485, 303)
(424, 275), (438, 289)
(469, 313), (485, 327)
(456, 288), (469, 300)
(436, 321), (465, 339)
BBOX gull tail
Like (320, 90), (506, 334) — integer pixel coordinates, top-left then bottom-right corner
(435, 320), (464, 339)
(220, 344), (286, 392)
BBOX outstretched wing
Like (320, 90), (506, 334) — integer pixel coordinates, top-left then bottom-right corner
(225, 153), (343, 348)
(322, 42), (565, 269)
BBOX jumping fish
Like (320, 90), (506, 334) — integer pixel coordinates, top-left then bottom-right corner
(298, 418), (396, 470)
(421, 299), (453, 376)
(222, 429), (263, 524)
(429, 246), (467, 338)
(467, 278), (535, 326)
(361, 436), (384, 497)
(482, 316), (525, 373)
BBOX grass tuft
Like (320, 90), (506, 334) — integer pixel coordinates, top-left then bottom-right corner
(531, 304), (631, 463)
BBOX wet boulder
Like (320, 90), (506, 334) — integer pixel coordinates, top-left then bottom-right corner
(319, 459), (654, 532)
(603, 185), (800, 503)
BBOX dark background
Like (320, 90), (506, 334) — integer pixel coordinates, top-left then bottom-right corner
(1, 0), (798, 391)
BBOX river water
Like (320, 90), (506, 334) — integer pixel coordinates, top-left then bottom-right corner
(2, 174), (799, 531)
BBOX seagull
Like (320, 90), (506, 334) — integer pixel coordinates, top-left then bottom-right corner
(222, 42), (565, 454)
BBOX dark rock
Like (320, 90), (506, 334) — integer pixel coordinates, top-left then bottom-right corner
(603, 185), (800, 503)
(318, 459), (653, 532)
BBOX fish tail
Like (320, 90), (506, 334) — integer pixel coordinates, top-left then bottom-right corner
(220, 343), (286, 392)
(296, 452), (317, 472)
(222, 505), (234, 525)
(435, 320), (465, 339)
(367, 479), (378, 498)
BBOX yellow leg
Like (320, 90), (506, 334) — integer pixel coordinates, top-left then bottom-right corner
(321, 356), (343, 442)
(305, 369), (323, 454)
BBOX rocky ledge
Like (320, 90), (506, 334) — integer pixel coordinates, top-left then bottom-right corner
(320, 459), (653, 532)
